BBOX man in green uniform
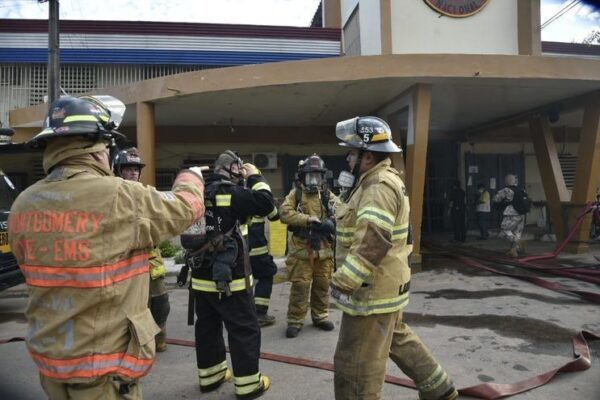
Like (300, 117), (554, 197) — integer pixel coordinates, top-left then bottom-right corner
(331, 116), (458, 400)
(280, 154), (338, 338)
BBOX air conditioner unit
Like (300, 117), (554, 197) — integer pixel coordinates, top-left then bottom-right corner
(252, 152), (277, 170)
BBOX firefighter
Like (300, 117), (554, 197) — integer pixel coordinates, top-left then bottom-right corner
(188, 150), (273, 398)
(114, 147), (170, 352)
(493, 174), (525, 257)
(248, 206), (280, 327)
(331, 116), (458, 400)
(280, 154), (338, 338)
(8, 95), (205, 399)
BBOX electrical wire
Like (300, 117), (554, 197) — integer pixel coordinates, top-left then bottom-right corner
(541, 0), (582, 30)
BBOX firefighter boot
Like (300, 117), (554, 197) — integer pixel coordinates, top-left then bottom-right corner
(156, 325), (167, 352)
(505, 243), (519, 258)
(517, 239), (526, 254)
(236, 375), (270, 400)
(256, 305), (276, 328)
(257, 313), (276, 327)
(425, 386), (459, 400)
(200, 369), (232, 393)
(286, 326), (302, 338)
(313, 319), (335, 331)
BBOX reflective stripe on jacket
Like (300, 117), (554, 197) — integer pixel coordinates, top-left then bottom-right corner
(8, 162), (204, 382)
(332, 158), (412, 316)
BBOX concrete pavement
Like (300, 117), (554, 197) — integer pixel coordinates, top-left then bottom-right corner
(1, 236), (599, 399)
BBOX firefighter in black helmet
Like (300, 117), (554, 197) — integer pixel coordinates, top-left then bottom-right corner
(331, 116), (458, 400)
(279, 153), (339, 338)
(113, 147), (171, 353)
(187, 150), (273, 399)
(9, 95), (205, 399)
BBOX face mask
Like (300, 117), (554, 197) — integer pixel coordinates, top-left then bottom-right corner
(305, 172), (322, 187)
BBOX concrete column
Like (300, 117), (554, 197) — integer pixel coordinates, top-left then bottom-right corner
(517, 0), (541, 55)
(380, 0), (392, 55)
(136, 102), (156, 187)
(529, 116), (569, 239)
(323, 0), (341, 28)
(404, 84), (432, 264)
(565, 92), (600, 253)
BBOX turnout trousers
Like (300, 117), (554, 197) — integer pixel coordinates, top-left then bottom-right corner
(194, 290), (263, 395)
(286, 255), (333, 327)
(40, 374), (142, 400)
(250, 254), (278, 313)
(149, 276), (170, 347)
(334, 311), (455, 400)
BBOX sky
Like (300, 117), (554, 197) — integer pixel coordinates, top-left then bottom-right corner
(0, 0), (598, 43)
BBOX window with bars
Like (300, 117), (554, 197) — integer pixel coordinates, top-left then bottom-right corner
(1, 63), (216, 125)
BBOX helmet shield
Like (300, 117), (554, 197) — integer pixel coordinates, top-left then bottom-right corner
(336, 116), (402, 153)
(81, 95), (126, 130)
(28, 95), (126, 149)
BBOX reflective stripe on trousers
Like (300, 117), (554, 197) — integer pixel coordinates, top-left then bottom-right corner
(191, 275), (253, 292)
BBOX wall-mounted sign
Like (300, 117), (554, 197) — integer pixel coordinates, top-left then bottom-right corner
(424, 0), (490, 18)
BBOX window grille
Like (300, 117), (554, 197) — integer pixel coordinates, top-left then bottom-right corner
(1, 63), (215, 126)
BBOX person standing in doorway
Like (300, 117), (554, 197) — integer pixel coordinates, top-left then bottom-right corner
(476, 183), (491, 240)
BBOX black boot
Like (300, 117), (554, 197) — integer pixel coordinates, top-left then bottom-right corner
(313, 319), (335, 331)
(257, 312), (276, 327)
(286, 326), (301, 338)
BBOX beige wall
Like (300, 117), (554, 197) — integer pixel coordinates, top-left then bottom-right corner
(391, 0), (518, 55)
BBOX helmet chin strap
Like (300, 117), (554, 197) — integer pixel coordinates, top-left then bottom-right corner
(222, 163), (243, 182)
(342, 149), (364, 202)
(107, 137), (118, 171)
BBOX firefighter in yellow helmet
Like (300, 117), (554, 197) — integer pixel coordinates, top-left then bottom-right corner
(8, 95), (205, 399)
(331, 116), (458, 400)
(280, 154), (339, 338)
(114, 147), (170, 352)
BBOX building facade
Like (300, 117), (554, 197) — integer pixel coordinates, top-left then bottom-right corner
(2, 0), (600, 259)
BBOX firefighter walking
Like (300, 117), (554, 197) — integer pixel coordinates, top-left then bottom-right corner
(8, 95), (205, 399)
(280, 154), (338, 338)
(330, 116), (458, 400)
(114, 147), (171, 352)
(188, 150), (274, 399)
(493, 174), (526, 257)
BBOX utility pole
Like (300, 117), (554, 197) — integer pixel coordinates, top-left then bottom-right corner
(47, 0), (60, 103)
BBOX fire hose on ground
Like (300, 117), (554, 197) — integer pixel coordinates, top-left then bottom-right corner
(1, 205), (599, 398)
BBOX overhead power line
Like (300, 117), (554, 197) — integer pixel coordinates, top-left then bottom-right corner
(541, 0), (582, 30)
